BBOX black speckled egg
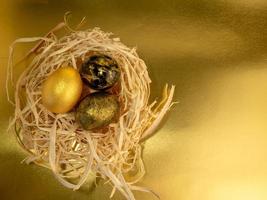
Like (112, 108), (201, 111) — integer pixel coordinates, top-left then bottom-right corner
(76, 92), (120, 130)
(80, 55), (120, 90)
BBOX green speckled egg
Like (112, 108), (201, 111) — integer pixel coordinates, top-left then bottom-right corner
(76, 92), (120, 130)
(80, 55), (120, 90)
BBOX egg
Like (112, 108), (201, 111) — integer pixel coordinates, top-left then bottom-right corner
(80, 55), (120, 90)
(76, 92), (120, 130)
(41, 66), (83, 113)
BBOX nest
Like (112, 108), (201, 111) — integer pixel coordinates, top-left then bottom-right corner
(6, 19), (175, 200)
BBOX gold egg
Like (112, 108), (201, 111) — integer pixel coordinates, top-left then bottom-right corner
(41, 66), (83, 113)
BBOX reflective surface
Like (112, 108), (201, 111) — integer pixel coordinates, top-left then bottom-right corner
(1, 0), (267, 199)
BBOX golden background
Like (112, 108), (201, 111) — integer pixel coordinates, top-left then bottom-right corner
(1, 0), (267, 199)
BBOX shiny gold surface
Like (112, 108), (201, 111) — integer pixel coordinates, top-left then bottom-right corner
(1, 0), (267, 199)
(42, 67), (83, 113)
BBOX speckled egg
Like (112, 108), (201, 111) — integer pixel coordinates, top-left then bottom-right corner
(76, 92), (120, 130)
(80, 55), (120, 90)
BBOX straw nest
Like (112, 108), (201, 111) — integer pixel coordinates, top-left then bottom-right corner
(6, 20), (175, 200)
